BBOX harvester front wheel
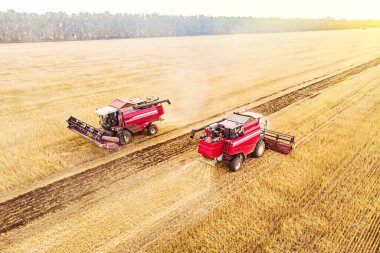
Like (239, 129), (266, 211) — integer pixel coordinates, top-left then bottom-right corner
(147, 124), (158, 135)
(119, 130), (132, 145)
(252, 139), (265, 158)
(229, 155), (243, 172)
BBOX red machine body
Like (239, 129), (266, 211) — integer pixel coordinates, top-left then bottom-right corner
(197, 115), (261, 159)
(119, 104), (165, 133)
(194, 113), (262, 160)
(67, 97), (171, 150)
(190, 112), (294, 171)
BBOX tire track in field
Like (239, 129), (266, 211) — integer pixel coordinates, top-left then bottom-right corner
(248, 87), (380, 252)
(136, 82), (378, 252)
(144, 78), (380, 252)
(253, 97), (380, 252)
(1, 56), (380, 235)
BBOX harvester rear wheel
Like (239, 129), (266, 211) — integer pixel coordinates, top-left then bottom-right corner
(252, 139), (265, 158)
(229, 155), (243, 172)
(118, 130), (132, 145)
(147, 124), (158, 135)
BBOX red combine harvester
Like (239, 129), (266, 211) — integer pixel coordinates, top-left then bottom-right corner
(67, 97), (171, 150)
(190, 112), (295, 171)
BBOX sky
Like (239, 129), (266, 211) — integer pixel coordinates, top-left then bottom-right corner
(1, 0), (379, 19)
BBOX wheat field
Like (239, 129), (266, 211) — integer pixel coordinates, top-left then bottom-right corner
(0, 29), (379, 252)
(1, 29), (380, 195)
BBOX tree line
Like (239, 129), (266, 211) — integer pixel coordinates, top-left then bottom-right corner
(1, 10), (379, 42)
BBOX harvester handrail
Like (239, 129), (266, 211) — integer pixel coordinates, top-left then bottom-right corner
(132, 99), (171, 109)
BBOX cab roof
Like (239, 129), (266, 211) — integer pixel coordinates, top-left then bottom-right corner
(95, 105), (117, 116)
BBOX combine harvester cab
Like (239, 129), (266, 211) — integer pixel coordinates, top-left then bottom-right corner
(67, 97), (171, 150)
(190, 112), (295, 171)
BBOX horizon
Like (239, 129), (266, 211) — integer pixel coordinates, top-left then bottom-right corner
(1, 0), (380, 20)
(2, 9), (380, 21)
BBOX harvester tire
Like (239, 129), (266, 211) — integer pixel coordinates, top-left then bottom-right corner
(147, 124), (158, 135)
(253, 139), (265, 158)
(229, 155), (243, 172)
(119, 130), (132, 145)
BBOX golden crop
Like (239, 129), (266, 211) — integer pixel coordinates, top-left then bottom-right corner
(0, 30), (379, 252)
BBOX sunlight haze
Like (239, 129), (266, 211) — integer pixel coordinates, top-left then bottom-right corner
(1, 0), (379, 19)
